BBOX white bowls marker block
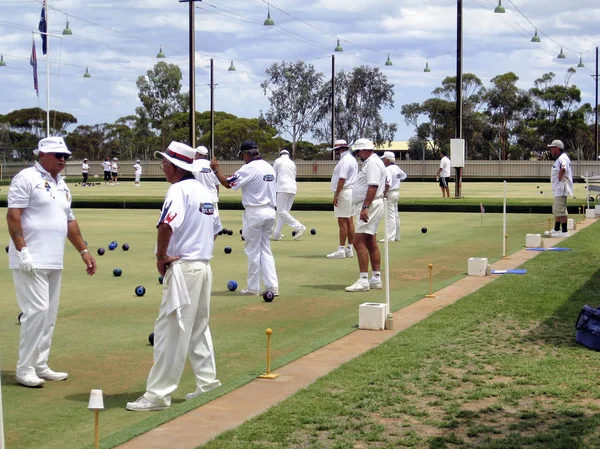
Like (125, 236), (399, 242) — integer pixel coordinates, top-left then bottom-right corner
(526, 234), (542, 248)
(358, 303), (387, 331)
(586, 208), (596, 219)
(468, 257), (488, 276)
(567, 219), (574, 230)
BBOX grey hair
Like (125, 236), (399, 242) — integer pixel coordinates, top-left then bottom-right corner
(244, 148), (260, 158)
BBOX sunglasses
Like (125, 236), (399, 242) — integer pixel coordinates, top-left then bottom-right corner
(53, 153), (70, 160)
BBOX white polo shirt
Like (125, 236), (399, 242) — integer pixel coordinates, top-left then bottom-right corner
(331, 150), (358, 192)
(157, 177), (219, 261)
(82, 162), (89, 173)
(385, 164), (407, 191)
(353, 153), (387, 202)
(227, 158), (276, 208)
(192, 158), (219, 203)
(7, 162), (75, 269)
(111, 162), (118, 173)
(102, 161), (111, 172)
(273, 154), (297, 194)
(551, 152), (574, 197)
(133, 163), (142, 175)
(440, 156), (451, 178)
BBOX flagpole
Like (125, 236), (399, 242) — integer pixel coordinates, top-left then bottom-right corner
(45, 0), (50, 137)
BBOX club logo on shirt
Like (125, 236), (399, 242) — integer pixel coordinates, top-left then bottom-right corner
(228, 173), (240, 187)
(159, 200), (178, 224)
(199, 202), (214, 215)
(200, 167), (212, 174)
(263, 174), (274, 182)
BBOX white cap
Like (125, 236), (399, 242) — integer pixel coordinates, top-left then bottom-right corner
(195, 145), (209, 156)
(279, 149), (289, 156)
(136, 159), (140, 163)
(113, 157), (118, 161)
(353, 138), (375, 151)
(547, 140), (564, 150)
(380, 151), (395, 161)
(34, 136), (71, 156)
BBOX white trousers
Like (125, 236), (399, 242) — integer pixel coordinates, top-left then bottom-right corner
(12, 269), (62, 378)
(243, 206), (278, 291)
(385, 189), (401, 241)
(273, 192), (302, 238)
(144, 260), (219, 406)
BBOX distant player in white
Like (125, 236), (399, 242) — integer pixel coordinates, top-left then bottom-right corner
(111, 158), (119, 185)
(126, 141), (221, 412)
(7, 136), (97, 388)
(272, 149), (306, 241)
(102, 157), (111, 184)
(81, 158), (89, 186)
(327, 139), (358, 259)
(345, 138), (387, 292)
(436, 150), (451, 198)
(211, 140), (279, 296)
(133, 159), (142, 187)
(380, 151), (407, 242)
(546, 139), (573, 237)
(192, 146), (220, 220)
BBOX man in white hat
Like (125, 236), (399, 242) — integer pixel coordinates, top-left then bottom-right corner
(133, 159), (142, 187)
(545, 139), (573, 237)
(192, 146), (220, 221)
(127, 141), (221, 411)
(345, 138), (387, 292)
(210, 140), (279, 296)
(327, 139), (358, 259)
(111, 157), (119, 185)
(272, 149), (306, 241)
(380, 151), (407, 242)
(6, 136), (97, 388)
(81, 158), (89, 186)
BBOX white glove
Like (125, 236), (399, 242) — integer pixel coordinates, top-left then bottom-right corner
(18, 247), (36, 274)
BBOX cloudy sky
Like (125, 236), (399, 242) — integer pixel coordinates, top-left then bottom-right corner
(1, 0), (599, 141)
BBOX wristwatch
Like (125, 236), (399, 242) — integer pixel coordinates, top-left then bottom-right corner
(361, 204), (370, 210)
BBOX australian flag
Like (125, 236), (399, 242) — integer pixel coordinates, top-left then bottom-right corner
(30, 39), (39, 97)
(39, 1), (47, 55)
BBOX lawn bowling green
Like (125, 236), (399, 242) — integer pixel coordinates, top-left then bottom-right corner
(0, 207), (553, 449)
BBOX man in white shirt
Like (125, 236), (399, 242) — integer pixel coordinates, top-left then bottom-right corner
(327, 139), (358, 259)
(133, 159), (142, 186)
(81, 158), (89, 186)
(111, 158), (119, 185)
(346, 138), (387, 292)
(7, 136), (97, 388)
(545, 139), (573, 237)
(102, 157), (111, 184)
(436, 150), (451, 198)
(272, 149), (306, 241)
(211, 140), (279, 296)
(126, 141), (221, 412)
(192, 146), (220, 220)
(380, 151), (407, 242)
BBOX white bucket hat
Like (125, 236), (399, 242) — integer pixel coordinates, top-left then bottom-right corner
(333, 139), (350, 150)
(353, 138), (375, 151)
(155, 141), (196, 171)
(34, 136), (71, 156)
(380, 151), (395, 161)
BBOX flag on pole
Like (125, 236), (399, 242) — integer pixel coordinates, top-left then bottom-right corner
(38, 1), (47, 55)
(30, 38), (39, 97)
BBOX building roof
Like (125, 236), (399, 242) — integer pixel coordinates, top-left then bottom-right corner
(375, 141), (409, 152)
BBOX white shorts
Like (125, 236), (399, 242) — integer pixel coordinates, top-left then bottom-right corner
(354, 198), (384, 235)
(334, 189), (353, 218)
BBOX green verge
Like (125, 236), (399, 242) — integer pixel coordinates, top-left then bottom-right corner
(199, 221), (600, 449)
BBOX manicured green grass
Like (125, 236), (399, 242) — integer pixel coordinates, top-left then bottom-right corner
(0, 209), (545, 449)
(199, 221), (600, 449)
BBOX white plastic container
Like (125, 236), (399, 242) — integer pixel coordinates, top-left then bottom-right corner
(468, 257), (488, 276)
(567, 219), (574, 230)
(526, 234), (542, 248)
(358, 303), (387, 331)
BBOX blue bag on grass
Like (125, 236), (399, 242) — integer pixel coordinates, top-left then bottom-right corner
(575, 305), (600, 351)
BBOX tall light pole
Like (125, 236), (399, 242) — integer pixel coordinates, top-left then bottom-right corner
(180, 0), (201, 148)
(594, 47), (599, 160)
(331, 54), (335, 161)
(455, 0), (463, 198)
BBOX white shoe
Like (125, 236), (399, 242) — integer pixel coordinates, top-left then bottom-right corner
(185, 380), (222, 400)
(37, 369), (68, 381)
(293, 225), (306, 240)
(545, 230), (568, 238)
(126, 396), (168, 412)
(345, 249), (354, 258)
(264, 286), (279, 296)
(369, 278), (383, 290)
(240, 288), (260, 296)
(327, 250), (346, 259)
(345, 279), (370, 292)
(378, 238), (394, 243)
(16, 373), (45, 387)
(271, 234), (284, 241)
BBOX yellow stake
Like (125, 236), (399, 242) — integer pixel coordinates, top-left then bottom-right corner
(425, 263), (436, 298)
(258, 328), (279, 379)
(582, 204), (586, 220)
(547, 218), (552, 235)
(503, 234), (509, 259)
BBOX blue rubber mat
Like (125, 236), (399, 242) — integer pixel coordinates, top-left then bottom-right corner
(526, 247), (571, 251)
(491, 269), (527, 275)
